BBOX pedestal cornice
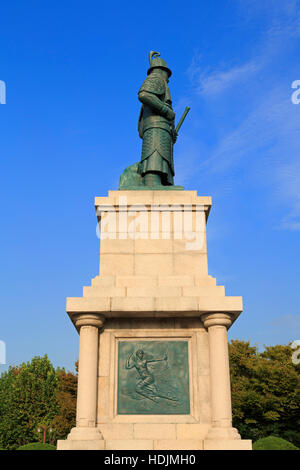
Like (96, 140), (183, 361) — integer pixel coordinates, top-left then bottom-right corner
(67, 296), (242, 325)
(95, 191), (212, 221)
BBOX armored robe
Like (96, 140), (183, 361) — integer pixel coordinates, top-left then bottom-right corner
(138, 71), (176, 186)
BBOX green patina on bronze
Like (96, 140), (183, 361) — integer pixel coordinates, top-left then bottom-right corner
(118, 51), (190, 191)
(117, 340), (190, 415)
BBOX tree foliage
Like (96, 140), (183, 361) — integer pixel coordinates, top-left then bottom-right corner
(1, 343), (299, 449)
(0, 356), (77, 450)
(229, 340), (300, 446)
(52, 368), (77, 440)
(0, 355), (59, 449)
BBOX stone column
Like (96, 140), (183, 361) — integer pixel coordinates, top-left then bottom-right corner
(67, 314), (105, 442)
(201, 313), (240, 440)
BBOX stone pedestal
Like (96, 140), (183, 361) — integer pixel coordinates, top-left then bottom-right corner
(57, 191), (252, 450)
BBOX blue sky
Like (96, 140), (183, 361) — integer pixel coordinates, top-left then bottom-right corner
(0, 0), (300, 373)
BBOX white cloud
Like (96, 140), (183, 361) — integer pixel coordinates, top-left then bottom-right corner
(207, 86), (298, 167)
(188, 0), (300, 98)
(199, 86), (300, 230)
(195, 60), (261, 96)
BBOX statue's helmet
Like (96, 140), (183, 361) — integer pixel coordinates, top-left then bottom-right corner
(147, 51), (172, 77)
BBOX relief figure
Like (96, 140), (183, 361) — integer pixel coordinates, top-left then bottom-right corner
(125, 349), (178, 403)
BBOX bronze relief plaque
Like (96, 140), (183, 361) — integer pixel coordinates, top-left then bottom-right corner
(117, 340), (190, 415)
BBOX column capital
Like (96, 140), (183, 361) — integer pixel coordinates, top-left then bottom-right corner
(74, 314), (105, 330)
(201, 312), (233, 329)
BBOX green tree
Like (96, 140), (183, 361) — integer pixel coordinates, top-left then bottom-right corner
(0, 355), (59, 450)
(229, 340), (300, 445)
(52, 368), (77, 440)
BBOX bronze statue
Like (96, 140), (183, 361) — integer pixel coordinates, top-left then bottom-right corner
(118, 51), (190, 190)
(138, 51), (176, 187)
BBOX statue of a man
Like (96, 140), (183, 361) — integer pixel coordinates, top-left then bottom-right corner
(138, 51), (177, 187)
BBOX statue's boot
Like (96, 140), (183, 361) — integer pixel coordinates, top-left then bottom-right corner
(144, 171), (163, 187)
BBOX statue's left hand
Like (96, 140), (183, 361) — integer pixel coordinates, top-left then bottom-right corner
(165, 107), (175, 121)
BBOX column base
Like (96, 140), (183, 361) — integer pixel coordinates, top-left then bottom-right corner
(203, 439), (252, 450)
(57, 426), (105, 450)
(205, 426), (241, 440)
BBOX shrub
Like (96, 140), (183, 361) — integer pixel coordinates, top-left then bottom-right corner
(253, 436), (299, 450)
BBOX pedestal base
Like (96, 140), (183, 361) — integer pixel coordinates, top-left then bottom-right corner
(57, 438), (252, 450)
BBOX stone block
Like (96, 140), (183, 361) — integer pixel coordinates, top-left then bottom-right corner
(152, 190), (198, 204)
(134, 424), (176, 440)
(99, 424), (134, 440)
(196, 332), (210, 376)
(154, 439), (204, 450)
(96, 377), (110, 423)
(100, 254), (134, 276)
(156, 296), (198, 312)
(101, 239), (134, 254)
(158, 275), (194, 287)
(203, 440), (252, 450)
(66, 297), (110, 313)
(194, 276), (217, 286)
(176, 424), (209, 440)
(198, 296), (243, 313)
(134, 239), (173, 254)
(113, 190), (155, 204)
(105, 440), (153, 450)
(198, 400), (212, 424)
(83, 286), (126, 298)
(116, 276), (158, 288)
(173, 236), (207, 254)
(127, 286), (182, 298)
(134, 254), (173, 276)
(91, 276), (115, 287)
(98, 332), (111, 377)
(173, 253), (208, 276)
(112, 297), (155, 312)
(57, 439), (105, 450)
(183, 286), (225, 297)
(95, 196), (112, 206)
